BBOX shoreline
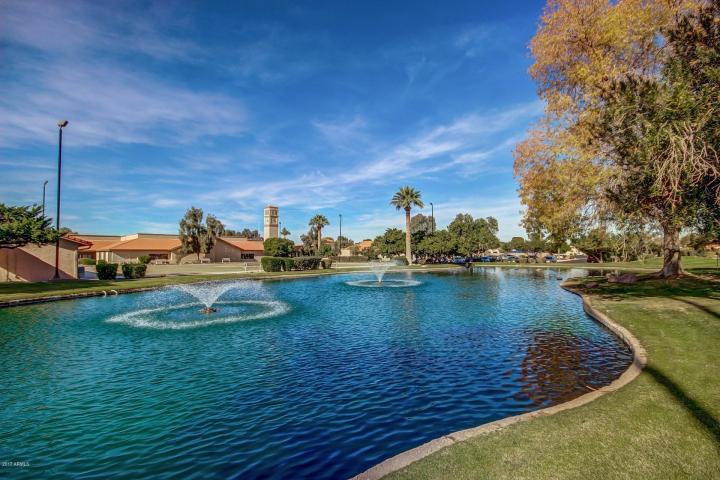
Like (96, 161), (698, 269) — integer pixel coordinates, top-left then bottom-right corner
(351, 283), (647, 480)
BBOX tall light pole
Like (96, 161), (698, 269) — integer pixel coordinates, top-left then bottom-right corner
(338, 213), (342, 254)
(54, 120), (69, 280)
(42, 180), (48, 218)
(430, 202), (434, 234)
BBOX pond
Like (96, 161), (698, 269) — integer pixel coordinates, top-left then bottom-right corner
(0, 268), (631, 479)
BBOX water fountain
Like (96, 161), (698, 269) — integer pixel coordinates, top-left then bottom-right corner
(175, 282), (238, 313)
(346, 260), (422, 288)
(106, 280), (290, 329)
(369, 260), (393, 283)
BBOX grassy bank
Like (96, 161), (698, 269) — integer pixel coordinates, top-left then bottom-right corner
(0, 264), (456, 304)
(472, 254), (719, 272)
(385, 275), (720, 479)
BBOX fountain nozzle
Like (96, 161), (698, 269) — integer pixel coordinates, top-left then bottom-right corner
(200, 307), (218, 314)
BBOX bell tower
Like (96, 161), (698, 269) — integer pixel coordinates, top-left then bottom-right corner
(263, 205), (279, 240)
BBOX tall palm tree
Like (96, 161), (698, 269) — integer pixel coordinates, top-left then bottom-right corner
(281, 227), (290, 238)
(390, 186), (424, 263)
(308, 214), (330, 253)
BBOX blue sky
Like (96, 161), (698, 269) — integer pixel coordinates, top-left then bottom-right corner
(0, 0), (545, 242)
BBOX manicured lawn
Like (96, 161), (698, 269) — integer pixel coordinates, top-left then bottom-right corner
(385, 275), (720, 479)
(473, 255), (719, 273)
(0, 264), (454, 304)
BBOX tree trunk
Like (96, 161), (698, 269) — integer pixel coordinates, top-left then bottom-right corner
(405, 207), (412, 263)
(660, 224), (682, 277)
(317, 227), (322, 254)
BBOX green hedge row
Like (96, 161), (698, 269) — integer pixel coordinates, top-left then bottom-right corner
(95, 260), (119, 280)
(261, 256), (324, 272)
(122, 263), (147, 279)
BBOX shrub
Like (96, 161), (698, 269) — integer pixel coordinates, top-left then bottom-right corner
(263, 238), (294, 257)
(138, 255), (151, 265)
(282, 257), (295, 272)
(96, 262), (119, 280)
(321, 258), (333, 269)
(261, 256), (284, 272)
(293, 256), (322, 271)
(329, 255), (368, 262)
(79, 258), (96, 265)
(121, 263), (147, 279)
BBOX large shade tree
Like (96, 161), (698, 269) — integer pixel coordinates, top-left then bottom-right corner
(514, 0), (715, 277)
(179, 207), (225, 261)
(390, 186), (424, 262)
(308, 215), (329, 253)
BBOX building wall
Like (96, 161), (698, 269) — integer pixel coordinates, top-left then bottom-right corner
(97, 250), (198, 264)
(209, 241), (263, 262)
(0, 239), (79, 282)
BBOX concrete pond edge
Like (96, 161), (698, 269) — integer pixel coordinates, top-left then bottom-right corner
(351, 284), (647, 480)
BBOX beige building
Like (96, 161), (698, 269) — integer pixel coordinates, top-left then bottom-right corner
(263, 205), (279, 240)
(209, 237), (265, 262)
(71, 233), (186, 264)
(0, 237), (84, 282)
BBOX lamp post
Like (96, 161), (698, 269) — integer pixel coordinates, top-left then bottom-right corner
(338, 214), (342, 254)
(53, 120), (68, 280)
(430, 202), (434, 234)
(42, 180), (48, 218)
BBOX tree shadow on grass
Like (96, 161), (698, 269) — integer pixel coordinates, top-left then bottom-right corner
(670, 296), (720, 321)
(645, 366), (720, 448)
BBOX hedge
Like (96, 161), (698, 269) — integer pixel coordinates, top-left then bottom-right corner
(122, 263), (147, 279)
(95, 261), (119, 280)
(293, 256), (322, 271)
(261, 257), (284, 272)
(79, 258), (96, 266)
(329, 255), (368, 262)
(321, 258), (333, 269)
(282, 258), (295, 271)
(138, 255), (151, 265)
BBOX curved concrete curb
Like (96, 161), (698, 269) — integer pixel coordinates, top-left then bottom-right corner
(351, 284), (647, 480)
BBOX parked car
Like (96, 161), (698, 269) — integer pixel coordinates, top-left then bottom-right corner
(477, 256), (494, 263)
(504, 255), (519, 262)
(543, 255), (557, 263)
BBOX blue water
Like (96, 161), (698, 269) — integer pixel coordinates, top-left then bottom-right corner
(0, 268), (631, 479)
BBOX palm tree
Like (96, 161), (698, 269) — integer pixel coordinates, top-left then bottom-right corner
(390, 186), (424, 263)
(308, 214), (330, 253)
(281, 227), (290, 238)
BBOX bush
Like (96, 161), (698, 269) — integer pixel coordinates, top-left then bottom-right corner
(79, 258), (96, 266)
(329, 255), (368, 262)
(263, 237), (294, 257)
(261, 256), (284, 272)
(122, 263), (147, 279)
(293, 256), (322, 271)
(96, 261), (119, 280)
(321, 258), (333, 269)
(138, 255), (151, 265)
(282, 257), (295, 271)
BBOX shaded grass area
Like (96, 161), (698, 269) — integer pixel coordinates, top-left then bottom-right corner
(473, 255), (719, 272)
(386, 276), (720, 479)
(0, 264), (455, 304)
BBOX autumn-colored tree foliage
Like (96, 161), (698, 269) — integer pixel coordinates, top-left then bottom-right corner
(515, 0), (715, 277)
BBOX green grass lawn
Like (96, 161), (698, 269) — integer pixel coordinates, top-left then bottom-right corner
(0, 263), (456, 304)
(473, 254), (719, 272)
(385, 275), (720, 479)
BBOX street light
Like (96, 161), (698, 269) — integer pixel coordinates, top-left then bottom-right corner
(338, 214), (342, 254)
(42, 180), (48, 218)
(53, 120), (68, 280)
(430, 202), (434, 234)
